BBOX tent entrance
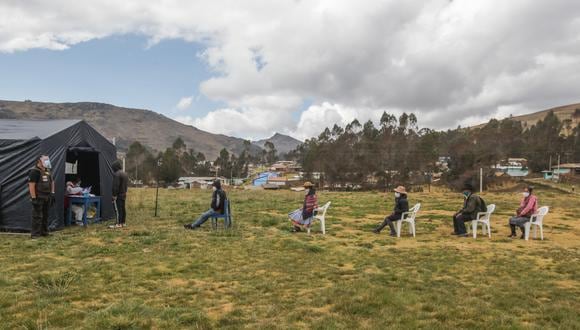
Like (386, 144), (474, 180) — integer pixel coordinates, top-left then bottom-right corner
(66, 147), (101, 196)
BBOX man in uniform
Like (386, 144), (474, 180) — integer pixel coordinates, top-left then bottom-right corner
(28, 155), (55, 238)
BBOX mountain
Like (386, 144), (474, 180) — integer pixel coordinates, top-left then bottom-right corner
(0, 100), (261, 159)
(253, 133), (302, 155)
(473, 103), (580, 132)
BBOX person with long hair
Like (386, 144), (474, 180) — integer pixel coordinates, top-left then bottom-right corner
(288, 182), (318, 232)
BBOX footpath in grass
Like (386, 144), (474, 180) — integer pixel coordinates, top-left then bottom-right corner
(0, 188), (578, 329)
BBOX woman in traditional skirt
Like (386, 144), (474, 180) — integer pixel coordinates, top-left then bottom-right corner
(289, 182), (318, 232)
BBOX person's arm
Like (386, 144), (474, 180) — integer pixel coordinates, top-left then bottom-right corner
(112, 173), (119, 199)
(51, 179), (55, 194)
(519, 196), (537, 217)
(29, 182), (36, 199)
(461, 196), (477, 215)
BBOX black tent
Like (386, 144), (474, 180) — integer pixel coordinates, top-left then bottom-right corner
(0, 120), (117, 231)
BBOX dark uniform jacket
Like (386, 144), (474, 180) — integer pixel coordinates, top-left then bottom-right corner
(28, 166), (53, 198)
(211, 189), (227, 214)
(112, 163), (128, 200)
(393, 195), (410, 216)
(460, 194), (481, 219)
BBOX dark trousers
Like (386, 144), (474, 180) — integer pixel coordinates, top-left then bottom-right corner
(375, 214), (402, 234)
(115, 198), (126, 225)
(453, 214), (472, 235)
(31, 198), (50, 237)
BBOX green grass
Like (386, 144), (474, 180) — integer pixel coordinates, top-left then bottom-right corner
(0, 188), (579, 329)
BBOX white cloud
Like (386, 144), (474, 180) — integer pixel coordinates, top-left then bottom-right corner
(175, 96), (193, 111)
(2, 0), (580, 138)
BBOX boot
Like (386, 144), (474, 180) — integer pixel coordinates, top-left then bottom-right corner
(508, 224), (517, 238)
(520, 227), (526, 239)
(387, 220), (397, 236)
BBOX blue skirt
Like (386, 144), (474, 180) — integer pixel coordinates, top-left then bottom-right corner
(289, 208), (314, 226)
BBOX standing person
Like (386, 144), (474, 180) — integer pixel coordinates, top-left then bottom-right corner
(184, 179), (227, 230)
(452, 183), (482, 237)
(288, 182), (318, 232)
(66, 177), (84, 225)
(110, 160), (128, 228)
(508, 186), (538, 239)
(373, 186), (409, 236)
(28, 155), (55, 238)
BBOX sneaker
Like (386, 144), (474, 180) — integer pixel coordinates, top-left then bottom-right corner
(389, 232), (397, 237)
(108, 224), (119, 229)
(183, 224), (192, 229)
(372, 229), (380, 234)
(457, 233), (469, 237)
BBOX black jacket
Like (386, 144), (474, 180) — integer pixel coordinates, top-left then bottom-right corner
(211, 189), (227, 214)
(393, 195), (409, 216)
(460, 194), (481, 219)
(112, 161), (128, 200)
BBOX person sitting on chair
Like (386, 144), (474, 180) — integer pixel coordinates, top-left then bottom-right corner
(373, 186), (409, 236)
(66, 177), (84, 225)
(508, 186), (538, 239)
(184, 179), (227, 230)
(452, 183), (482, 237)
(288, 181), (318, 232)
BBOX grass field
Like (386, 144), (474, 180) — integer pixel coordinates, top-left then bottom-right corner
(1, 187), (579, 329)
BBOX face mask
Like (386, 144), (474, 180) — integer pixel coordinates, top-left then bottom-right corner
(523, 192), (530, 198)
(463, 191), (470, 198)
(212, 186), (217, 191)
(394, 192), (401, 198)
(41, 157), (52, 169)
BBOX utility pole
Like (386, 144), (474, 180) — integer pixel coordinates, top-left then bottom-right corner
(549, 155), (552, 171)
(154, 158), (162, 217)
(480, 168), (483, 193)
(557, 153), (561, 183)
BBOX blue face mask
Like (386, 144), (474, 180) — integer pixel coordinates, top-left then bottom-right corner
(463, 191), (470, 198)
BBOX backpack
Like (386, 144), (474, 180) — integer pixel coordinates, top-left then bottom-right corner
(478, 196), (487, 213)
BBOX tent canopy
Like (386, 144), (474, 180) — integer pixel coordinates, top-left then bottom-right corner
(0, 119), (117, 232)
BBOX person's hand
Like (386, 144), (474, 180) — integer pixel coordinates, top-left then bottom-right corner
(49, 193), (56, 206)
(112, 196), (117, 201)
(30, 197), (37, 204)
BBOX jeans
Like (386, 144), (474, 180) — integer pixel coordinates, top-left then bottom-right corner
(509, 216), (530, 230)
(191, 209), (221, 227)
(453, 214), (472, 235)
(115, 198), (126, 225)
(375, 214), (402, 234)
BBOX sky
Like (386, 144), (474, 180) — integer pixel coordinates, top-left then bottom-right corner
(1, 0), (580, 141)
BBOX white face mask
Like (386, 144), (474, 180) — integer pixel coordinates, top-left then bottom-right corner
(41, 157), (52, 169)
(523, 192), (530, 198)
(394, 192), (401, 198)
(212, 186), (217, 191)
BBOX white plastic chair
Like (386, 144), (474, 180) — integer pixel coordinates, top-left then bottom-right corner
(471, 204), (495, 238)
(396, 203), (420, 238)
(525, 206), (549, 241)
(307, 201), (331, 235)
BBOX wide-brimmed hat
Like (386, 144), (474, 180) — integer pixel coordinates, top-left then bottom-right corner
(303, 181), (314, 188)
(393, 186), (407, 194)
(462, 183), (474, 191)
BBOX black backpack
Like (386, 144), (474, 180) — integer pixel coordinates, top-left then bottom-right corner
(478, 196), (487, 213)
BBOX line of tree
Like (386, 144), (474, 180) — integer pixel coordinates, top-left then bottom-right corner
(124, 137), (278, 184)
(287, 110), (580, 190)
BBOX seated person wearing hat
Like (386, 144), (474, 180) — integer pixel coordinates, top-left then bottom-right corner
(184, 180), (227, 230)
(65, 177), (84, 225)
(373, 186), (409, 236)
(452, 183), (483, 237)
(288, 181), (318, 232)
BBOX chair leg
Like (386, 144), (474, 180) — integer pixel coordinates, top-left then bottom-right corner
(472, 221), (477, 238)
(540, 224), (544, 240)
(533, 225), (537, 239)
(321, 219), (326, 235)
(524, 223), (531, 241)
(411, 221), (416, 237)
(487, 222), (491, 238)
(396, 220), (402, 238)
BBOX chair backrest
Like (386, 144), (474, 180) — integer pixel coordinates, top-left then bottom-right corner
(410, 203), (421, 214)
(486, 204), (496, 214)
(316, 201), (331, 218)
(532, 206), (549, 223)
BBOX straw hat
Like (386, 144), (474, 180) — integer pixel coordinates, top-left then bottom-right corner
(303, 181), (314, 188)
(393, 186), (407, 194)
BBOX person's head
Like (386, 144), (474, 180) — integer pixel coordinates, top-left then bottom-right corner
(303, 181), (315, 194)
(212, 179), (222, 191)
(523, 185), (534, 198)
(393, 185), (407, 198)
(461, 183), (474, 198)
(37, 155), (51, 170)
(111, 160), (122, 172)
(71, 176), (80, 185)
